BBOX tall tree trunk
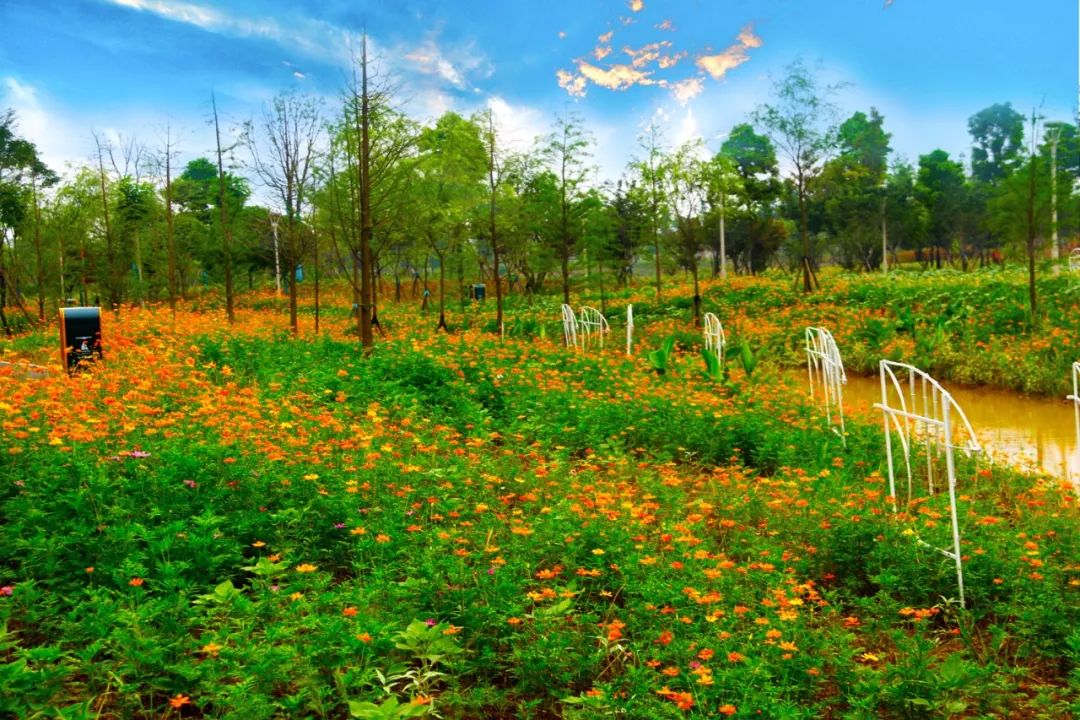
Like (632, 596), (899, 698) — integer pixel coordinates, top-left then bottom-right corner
(358, 35), (375, 351)
(213, 94), (236, 324)
(798, 170), (814, 292)
(31, 174), (44, 321)
(488, 114), (503, 333)
(314, 230), (320, 334)
(165, 127), (177, 317)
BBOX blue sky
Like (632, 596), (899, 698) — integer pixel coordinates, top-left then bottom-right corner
(0, 0), (1076, 186)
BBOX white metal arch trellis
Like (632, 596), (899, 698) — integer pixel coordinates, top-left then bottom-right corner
(1069, 361), (1080, 456)
(805, 327), (847, 444)
(626, 304), (634, 356)
(702, 312), (726, 369)
(579, 306), (610, 351)
(1070, 248), (1080, 272)
(875, 360), (982, 607)
(560, 304), (579, 350)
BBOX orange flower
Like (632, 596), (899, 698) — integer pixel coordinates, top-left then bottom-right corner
(355, 632), (373, 643)
(719, 703), (737, 715)
(129, 577), (144, 587)
(169, 694), (191, 709)
(727, 651), (744, 663)
(343, 607), (358, 617)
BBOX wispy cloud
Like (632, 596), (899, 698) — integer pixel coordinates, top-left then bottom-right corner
(696, 24), (762, 80)
(655, 19), (675, 32)
(402, 34), (493, 91)
(100, 0), (365, 67)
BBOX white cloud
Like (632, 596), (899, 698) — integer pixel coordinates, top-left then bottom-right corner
(487, 96), (546, 153)
(663, 76), (704, 104)
(99, 0), (364, 67)
(1, 77), (87, 175)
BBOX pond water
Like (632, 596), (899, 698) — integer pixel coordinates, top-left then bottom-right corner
(828, 371), (1080, 482)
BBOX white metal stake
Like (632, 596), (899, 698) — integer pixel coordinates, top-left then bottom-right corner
(626, 304), (634, 356)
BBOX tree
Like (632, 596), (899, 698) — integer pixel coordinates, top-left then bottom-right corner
(753, 59), (841, 291)
(247, 92), (322, 335)
(968, 102), (1025, 184)
(479, 107), (508, 333)
(416, 111), (485, 331)
(988, 110), (1050, 323)
(212, 93), (241, 324)
(544, 114), (592, 305)
(608, 179), (647, 286)
(882, 162), (927, 264)
(662, 141), (709, 324)
(719, 123), (781, 273)
(631, 124), (668, 298)
(820, 109), (892, 270)
(916, 149), (966, 268)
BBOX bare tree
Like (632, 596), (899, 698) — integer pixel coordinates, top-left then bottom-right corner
(159, 122), (180, 317)
(92, 130), (120, 311)
(753, 59), (842, 292)
(481, 105), (507, 332)
(212, 93), (241, 324)
(544, 113), (592, 305)
(247, 92), (322, 335)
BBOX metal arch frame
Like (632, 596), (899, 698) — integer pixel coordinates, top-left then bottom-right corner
(1069, 361), (1080, 457)
(560, 304), (579, 350)
(805, 326), (848, 444)
(1070, 248), (1080, 272)
(626, 304), (634, 357)
(703, 312), (726, 369)
(579, 306), (610, 351)
(874, 360), (981, 608)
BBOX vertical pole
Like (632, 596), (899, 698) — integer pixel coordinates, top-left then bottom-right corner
(881, 195), (888, 274)
(1050, 129), (1060, 260)
(271, 216), (282, 295)
(1072, 363), (1079, 453)
(882, 362), (897, 512)
(943, 398), (965, 608)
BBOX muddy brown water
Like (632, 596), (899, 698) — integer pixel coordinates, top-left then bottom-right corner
(823, 371), (1080, 481)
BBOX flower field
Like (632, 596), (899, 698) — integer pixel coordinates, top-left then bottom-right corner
(1, 278), (1078, 718)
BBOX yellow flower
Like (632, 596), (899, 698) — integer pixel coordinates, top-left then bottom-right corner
(295, 563), (318, 573)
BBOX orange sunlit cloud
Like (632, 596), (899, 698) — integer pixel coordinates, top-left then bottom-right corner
(658, 50), (687, 69)
(577, 60), (655, 90)
(695, 24), (761, 80)
(624, 41), (672, 68)
(594, 46), (613, 60)
(656, 19), (675, 31)
(661, 76), (704, 103)
(599, 30), (614, 43)
(556, 68), (588, 97)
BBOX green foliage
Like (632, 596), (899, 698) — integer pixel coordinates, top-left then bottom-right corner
(647, 335), (677, 374)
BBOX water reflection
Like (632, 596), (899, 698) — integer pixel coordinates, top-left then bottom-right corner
(834, 373), (1080, 481)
